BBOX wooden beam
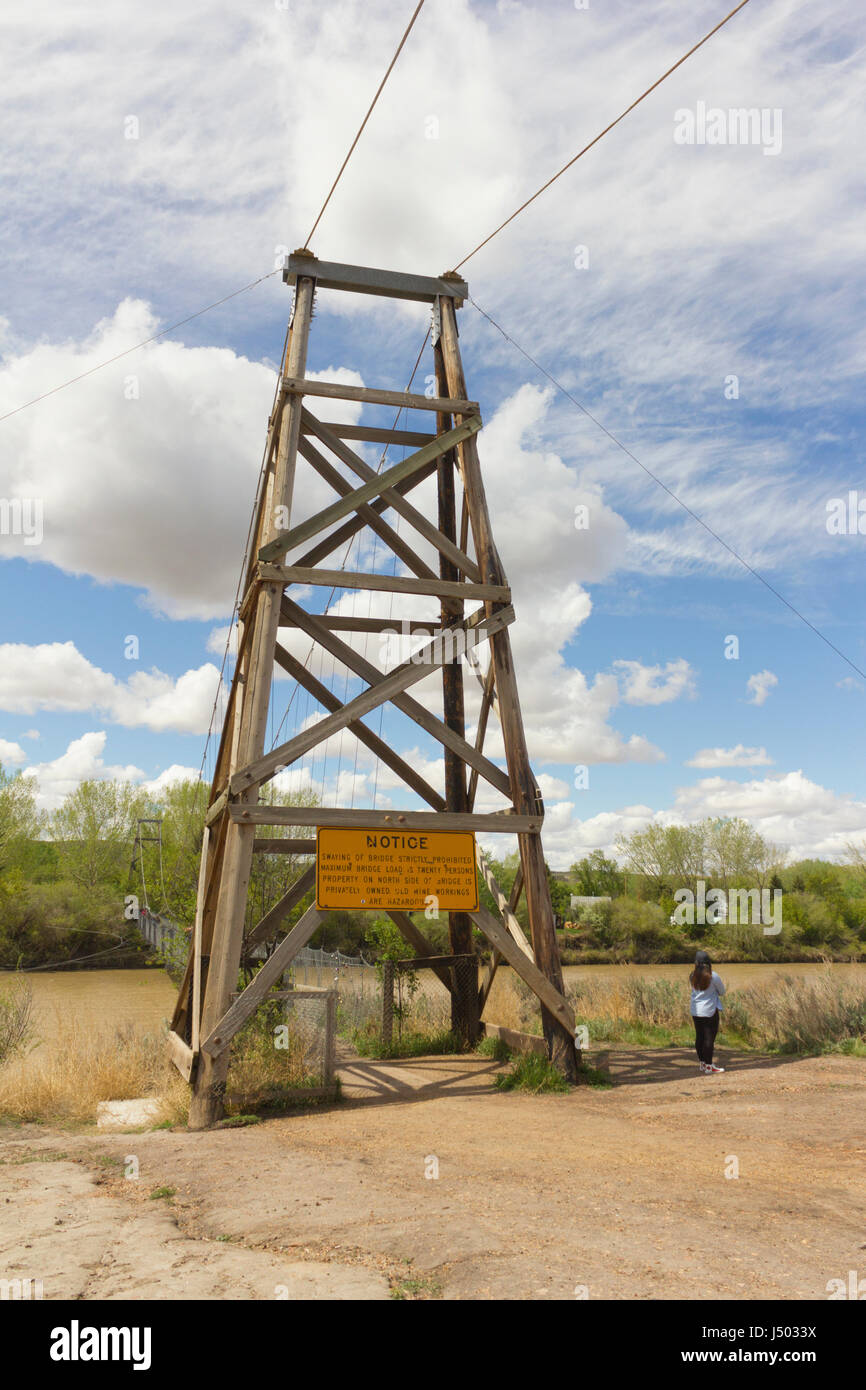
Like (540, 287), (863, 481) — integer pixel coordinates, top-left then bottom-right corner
(295, 437), (438, 580)
(301, 422), (435, 447)
(301, 412), (482, 582)
(468, 657), (496, 811)
(439, 294), (579, 1083)
(396, 954), (475, 969)
(272, 642), (446, 810)
(200, 904), (328, 1057)
(230, 606), (515, 794)
(434, 338), (478, 1046)
(386, 912), (454, 990)
(260, 563), (509, 603)
(168, 1029), (196, 1082)
(190, 825), (210, 1054)
(480, 1022), (548, 1058)
(189, 271), (317, 1128)
(478, 857), (524, 1014)
(253, 838), (315, 854)
(279, 615), (440, 635)
(294, 460), (441, 573)
(259, 417), (482, 562)
(279, 597), (514, 799)
(244, 864), (316, 950)
(468, 904), (575, 1038)
(204, 788), (228, 827)
(283, 377), (478, 416)
(282, 255), (468, 304)
(476, 846), (534, 961)
(229, 805), (541, 832)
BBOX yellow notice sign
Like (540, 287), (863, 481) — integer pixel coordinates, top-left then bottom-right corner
(315, 827), (479, 912)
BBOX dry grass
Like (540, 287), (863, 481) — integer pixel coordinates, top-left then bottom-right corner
(0, 999), (330, 1127)
(487, 969), (866, 1054)
(737, 972), (866, 1052)
(0, 1014), (180, 1125)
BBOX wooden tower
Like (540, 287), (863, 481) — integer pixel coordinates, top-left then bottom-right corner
(169, 252), (579, 1127)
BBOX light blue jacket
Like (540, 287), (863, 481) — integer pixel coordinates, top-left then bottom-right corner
(690, 971), (726, 1018)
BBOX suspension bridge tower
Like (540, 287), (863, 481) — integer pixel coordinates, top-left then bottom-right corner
(169, 252), (579, 1127)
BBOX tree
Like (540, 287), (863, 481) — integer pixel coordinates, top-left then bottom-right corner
(151, 778), (210, 923)
(0, 765), (42, 878)
(616, 822), (705, 899)
(569, 849), (624, 897)
(51, 780), (147, 891)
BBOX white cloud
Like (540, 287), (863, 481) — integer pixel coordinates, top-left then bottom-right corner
(746, 669), (778, 706)
(837, 676), (864, 692)
(0, 641), (224, 734)
(0, 739), (27, 766)
(686, 744), (774, 769)
(206, 625), (238, 658)
(613, 657), (696, 706)
(534, 769), (866, 868)
(24, 732), (146, 812)
(142, 764), (202, 795)
(0, 299), (365, 621)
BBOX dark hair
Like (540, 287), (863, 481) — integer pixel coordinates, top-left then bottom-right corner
(690, 950), (712, 991)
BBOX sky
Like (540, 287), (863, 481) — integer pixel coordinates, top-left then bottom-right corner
(0, 0), (864, 869)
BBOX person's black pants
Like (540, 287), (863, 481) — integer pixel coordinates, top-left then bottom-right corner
(693, 1010), (719, 1065)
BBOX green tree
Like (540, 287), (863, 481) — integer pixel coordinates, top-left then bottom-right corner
(0, 765), (42, 878)
(51, 779), (147, 892)
(569, 849), (624, 897)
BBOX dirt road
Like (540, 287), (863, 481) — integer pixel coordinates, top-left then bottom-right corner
(2, 1045), (864, 1300)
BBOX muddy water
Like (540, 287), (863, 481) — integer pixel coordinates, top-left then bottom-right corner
(0, 968), (177, 1040)
(3, 960), (862, 1041)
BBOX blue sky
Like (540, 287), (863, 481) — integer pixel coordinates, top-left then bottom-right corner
(0, 0), (864, 866)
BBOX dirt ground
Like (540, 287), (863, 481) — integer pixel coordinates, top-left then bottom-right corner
(2, 1043), (865, 1301)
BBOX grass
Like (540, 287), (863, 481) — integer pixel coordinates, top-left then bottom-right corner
(0, 993), (335, 1126)
(351, 1024), (465, 1059)
(148, 1185), (175, 1200)
(390, 1264), (443, 1300)
(509, 971), (866, 1058)
(476, 1035), (512, 1062)
(494, 1053), (571, 1094)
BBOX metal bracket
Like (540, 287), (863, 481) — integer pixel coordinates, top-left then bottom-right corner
(431, 295), (442, 346)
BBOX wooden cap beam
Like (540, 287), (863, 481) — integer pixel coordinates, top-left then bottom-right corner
(283, 253), (468, 305)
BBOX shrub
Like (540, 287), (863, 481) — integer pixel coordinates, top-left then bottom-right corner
(0, 976), (34, 1066)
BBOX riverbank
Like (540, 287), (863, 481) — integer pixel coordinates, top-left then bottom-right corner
(2, 1045), (864, 1299)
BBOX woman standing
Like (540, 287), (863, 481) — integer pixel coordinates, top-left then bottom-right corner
(689, 949), (726, 1074)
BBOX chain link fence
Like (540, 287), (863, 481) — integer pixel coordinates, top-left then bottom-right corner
(225, 986), (337, 1111)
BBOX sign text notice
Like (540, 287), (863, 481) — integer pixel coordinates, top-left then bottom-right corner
(315, 827), (478, 911)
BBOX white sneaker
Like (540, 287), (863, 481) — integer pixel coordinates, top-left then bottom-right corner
(699, 1063), (709, 1074)
(707, 1063), (725, 1073)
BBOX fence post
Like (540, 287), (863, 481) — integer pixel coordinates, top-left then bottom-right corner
(324, 989), (337, 1086)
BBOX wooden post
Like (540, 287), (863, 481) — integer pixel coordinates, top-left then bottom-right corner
(434, 338), (480, 1046)
(437, 295), (578, 1082)
(324, 989), (337, 1087)
(188, 274), (317, 1128)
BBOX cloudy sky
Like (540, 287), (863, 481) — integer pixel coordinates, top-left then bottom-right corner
(1, 0), (864, 866)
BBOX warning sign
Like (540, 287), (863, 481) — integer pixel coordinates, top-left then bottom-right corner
(315, 827), (479, 912)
